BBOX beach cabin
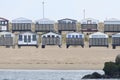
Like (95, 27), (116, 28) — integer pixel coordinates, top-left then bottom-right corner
(0, 17), (9, 31)
(0, 32), (15, 47)
(104, 18), (120, 32)
(81, 18), (98, 32)
(58, 18), (77, 34)
(41, 32), (62, 48)
(112, 33), (120, 49)
(18, 32), (39, 48)
(89, 32), (109, 47)
(35, 18), (55, 32)
(66, 32), (84, 48)
(12, 17), (32, 32)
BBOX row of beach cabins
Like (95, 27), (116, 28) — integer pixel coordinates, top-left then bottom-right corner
(0, 31), (120, 49)
(2, 17), (120, 33)
(0, 17), (120, 49)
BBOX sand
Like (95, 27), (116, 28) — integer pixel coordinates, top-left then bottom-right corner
(0, 45), (119, 70)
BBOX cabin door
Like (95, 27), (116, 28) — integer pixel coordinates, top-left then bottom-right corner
(24, 35), (31, 44)
(0, 26), (6, 31)
(28, 35), (31, 43)
(24, 35), (27, 44)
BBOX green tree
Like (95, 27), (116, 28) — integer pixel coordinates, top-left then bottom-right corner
(103, 62), (119, 77)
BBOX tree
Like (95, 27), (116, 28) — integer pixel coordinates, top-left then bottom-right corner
(103, 62), (119, 77)
(116, 54), (120, 64)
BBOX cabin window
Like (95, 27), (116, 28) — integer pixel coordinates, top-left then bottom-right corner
(87, 20), (92, 24)
(79, 35), (82, 38)
(72, 35), (75, 38)
(1, 35), (4, 38)
(83, 22), (86, 24)
(5, 22), (7, 25)
(24, 36), (27, 42)
(92, 35), (98, 38)
(2, 22), (4, 25)
(19, 35), (22, 41)
(68, 35), (71, 38)
(48, 35), (50, 37)
(5, 34), (11, 37)
(43, 36), (46, 38)
(33, 35), (36, 41)
(36, 22), (39, 24)
(76, 35), (78, 38)
(52, 35), (54, 38)
(56, 36), (59, 38)
(28, 35), (31, 42)
(0, 22), (2, 24)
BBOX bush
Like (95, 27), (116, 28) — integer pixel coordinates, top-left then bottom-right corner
(82, 54), (120, 79)
(82, 72), (103, 79)
(82, 74), (92, 79)
(92, 72), (103, 78)
(103, 62), (119, 77)
(116, 54), (120, 64)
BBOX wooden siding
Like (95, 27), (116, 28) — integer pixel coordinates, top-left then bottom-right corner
(58, 23), (76, 31)
(104, 24), (120, 32)
(0, 37), (14, 46)
(66, 38), (84, 45)
(42, 37), (61, 45)
(112, 37), (120, 46)
(12, 23), (31, 32)
(81, 24), (98, 32)
(89, 38), (108, 46)
(35, 24), (54, 32)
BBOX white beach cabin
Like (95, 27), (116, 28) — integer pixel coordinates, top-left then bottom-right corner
(0, 17), (9, 31)
(18, 32), (39, 48)
(41, 32), (62, 48)
(112, 33), (120, 49)
(89, 32), (109, 47)
(0, 32), (15, 48)
(66, 32), (84, 48)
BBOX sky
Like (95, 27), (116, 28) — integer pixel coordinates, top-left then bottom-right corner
(0, 0), (120, 22)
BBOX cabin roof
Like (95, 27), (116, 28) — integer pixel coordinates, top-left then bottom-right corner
(58, 18), (77, 23)
(19, 32), (38, 35)
(12, 17), (32, 23)
(105, 18), (120, 21)
(89, 32), (108, 38)
(0, 17), (9, 21)
(35, 18), (55, 24)
(41, 32), (61, 37)
(104, 18), (120, 24)
(0, 32), (14, 37)
(112, 33), (120, 37)
(81, 18), (99, 24)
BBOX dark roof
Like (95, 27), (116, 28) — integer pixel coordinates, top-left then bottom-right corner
(18, 31), (38, 35)
(58, 18), (77, 23)
(0, 17), (9, 21)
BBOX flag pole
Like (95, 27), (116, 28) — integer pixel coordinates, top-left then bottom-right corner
(42, 1), (45, 18)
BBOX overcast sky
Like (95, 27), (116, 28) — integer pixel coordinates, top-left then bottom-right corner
(0, 0), (120, 21)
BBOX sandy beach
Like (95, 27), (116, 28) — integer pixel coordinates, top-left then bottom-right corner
(0, 44), (119, 70)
